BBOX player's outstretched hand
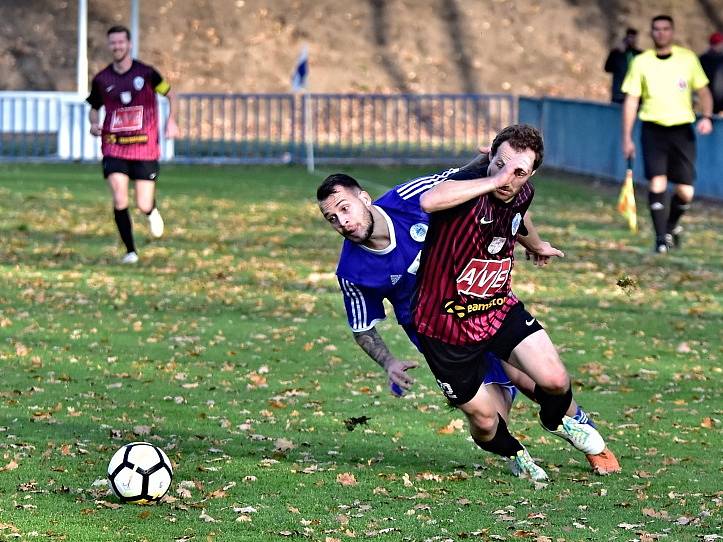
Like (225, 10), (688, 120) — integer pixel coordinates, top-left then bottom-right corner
(525, 241), (564, 267)
(386, 359), (418, 391)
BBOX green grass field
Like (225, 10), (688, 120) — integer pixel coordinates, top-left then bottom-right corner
(0, 163), (721, 542)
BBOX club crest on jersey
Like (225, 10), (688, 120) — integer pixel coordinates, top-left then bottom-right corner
(120, 91), (132, 104)
(390, 274), (402, 285)
(133, 76), (145, 91)
(511, 213), (522, 236)
(487, 237), (506, 254)
(409, 223), (427, 242)
(456, 258), (511, 298)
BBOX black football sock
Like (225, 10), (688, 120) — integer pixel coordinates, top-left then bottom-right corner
(114, 207), (136, 254)
(666, 194), (690, 233)
(473, 414), (524, 458)
(648, 191), (668, 241)
(535, 385), (573, 431)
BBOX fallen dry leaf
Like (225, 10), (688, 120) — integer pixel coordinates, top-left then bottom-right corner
(0, 459), (19, 472)
(133, 425), (151, 436)
(343, 416), (370, 431)
(437, 418), (464, 434)
(274, 438), (295, 453)
(701, 417), (715, 429)
(336, 473), (357, 486)
(199, 509), (217, 522)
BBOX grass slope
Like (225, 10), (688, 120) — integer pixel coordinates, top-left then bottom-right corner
(0, 163), (720, 541)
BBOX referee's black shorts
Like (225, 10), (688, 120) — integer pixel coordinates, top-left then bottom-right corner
(640, 121), (696, 185)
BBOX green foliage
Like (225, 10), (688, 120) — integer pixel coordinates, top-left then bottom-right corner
(0, 163), (720, 541)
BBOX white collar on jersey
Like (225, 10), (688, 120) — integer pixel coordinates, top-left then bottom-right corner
(359, 205), (397, 255)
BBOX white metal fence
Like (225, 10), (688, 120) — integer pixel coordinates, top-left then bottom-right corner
(0, 91), (173, 161)
(0, 91), (514, 165)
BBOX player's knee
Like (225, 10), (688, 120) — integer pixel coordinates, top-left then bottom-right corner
(465, 408), (498, 437)
(540, 371), (570, 395)
(475, 412), (498, 436)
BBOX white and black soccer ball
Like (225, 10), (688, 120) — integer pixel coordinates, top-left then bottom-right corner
(107, 442), (173, 504)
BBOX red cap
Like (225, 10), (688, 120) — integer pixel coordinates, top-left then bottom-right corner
(710, 32), (723, 45)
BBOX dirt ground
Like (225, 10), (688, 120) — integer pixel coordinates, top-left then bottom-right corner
(1, 0), (722, 100)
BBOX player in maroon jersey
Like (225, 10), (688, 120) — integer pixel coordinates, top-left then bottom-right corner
(414, 124), (620, 480)
(87, 25), (178, 264)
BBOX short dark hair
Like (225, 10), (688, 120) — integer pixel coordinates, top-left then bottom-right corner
(625, 27), (638, 36)
(316, 173), (362, 201)
(651, 15), (674, 27)
(489, 124), (544, 171)
(107, 25), (131, 39)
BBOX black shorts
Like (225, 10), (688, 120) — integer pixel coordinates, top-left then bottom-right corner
(417, 302), (543, 405)
(640, 122), (696, 185)
(103, 157), (160, 182)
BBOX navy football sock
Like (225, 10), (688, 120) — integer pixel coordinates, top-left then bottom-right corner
(573, 405), (596, 428)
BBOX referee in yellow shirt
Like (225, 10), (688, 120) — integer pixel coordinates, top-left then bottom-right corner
(621, 14), (713, 253)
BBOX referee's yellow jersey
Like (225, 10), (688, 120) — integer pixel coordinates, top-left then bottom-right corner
(622, 45), (709, 126)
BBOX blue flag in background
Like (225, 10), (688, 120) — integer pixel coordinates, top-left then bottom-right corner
(291, 45), (308, 92)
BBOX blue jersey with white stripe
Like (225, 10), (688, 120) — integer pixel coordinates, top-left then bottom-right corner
(336, 168), (459, 334)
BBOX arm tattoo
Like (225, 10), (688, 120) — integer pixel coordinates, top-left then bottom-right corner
(353, 327), (394, 370)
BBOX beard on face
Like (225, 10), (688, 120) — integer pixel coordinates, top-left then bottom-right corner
(345, 208), (374, 244)
(113, 48), (128, 62)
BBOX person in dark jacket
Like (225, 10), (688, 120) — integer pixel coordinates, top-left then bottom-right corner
(604, 27), (642, 104)
(699, 32), (723, 115)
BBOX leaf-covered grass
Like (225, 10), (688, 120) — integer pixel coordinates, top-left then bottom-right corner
(0, 162), (720, 541)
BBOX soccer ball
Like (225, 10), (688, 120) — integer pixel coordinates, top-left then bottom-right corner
(107, 442), (173, 504)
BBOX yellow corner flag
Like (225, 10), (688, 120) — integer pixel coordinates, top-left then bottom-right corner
(617, 158), (638, 233)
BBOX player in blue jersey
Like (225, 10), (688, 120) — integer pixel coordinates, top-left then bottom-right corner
(316, 157), (616, 477)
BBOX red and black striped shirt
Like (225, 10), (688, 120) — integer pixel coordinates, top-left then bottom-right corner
(413, 182), (534, 345)
(87, 60), (170, 160)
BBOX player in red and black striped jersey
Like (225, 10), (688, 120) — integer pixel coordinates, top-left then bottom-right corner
(414, 125), (620, 479)
(87, 25), (178, 264)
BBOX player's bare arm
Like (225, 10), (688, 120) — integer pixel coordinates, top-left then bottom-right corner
(89, 108), (102, 137)
(518, 214), (564, 267)
(695, 86), (714, 135)
(353, 327), (418, 390)
(164, 89), (179, 139)
(621, 94), (640, 158)
(420, 155), (529, 212)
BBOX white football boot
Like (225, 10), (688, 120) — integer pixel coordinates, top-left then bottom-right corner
(542, 415), (605, 455)
(121, 251), (139, 264)
(148, 208), (164, 238)
(508, 447), (549, 481)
